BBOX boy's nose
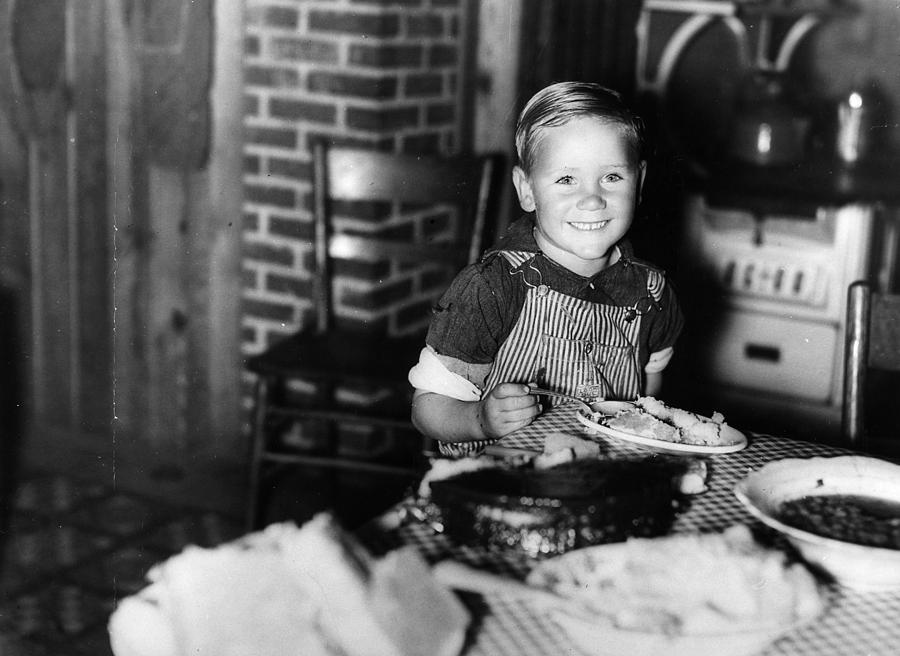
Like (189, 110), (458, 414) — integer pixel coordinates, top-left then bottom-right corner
(576, 191), (606, 211)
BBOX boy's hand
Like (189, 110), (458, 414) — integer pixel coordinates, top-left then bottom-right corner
(477, 383), (541, 439)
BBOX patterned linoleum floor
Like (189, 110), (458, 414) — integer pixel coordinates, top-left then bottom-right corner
(0, 465), (417, 656)
(0, 469), (245, 656)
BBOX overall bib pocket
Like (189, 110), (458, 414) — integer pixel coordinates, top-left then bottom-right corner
(539, 334), (639, 402)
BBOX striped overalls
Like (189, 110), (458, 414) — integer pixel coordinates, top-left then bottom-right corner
(438, 250), (665, 458)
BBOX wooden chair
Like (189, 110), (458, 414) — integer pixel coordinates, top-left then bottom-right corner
(245, 139), (500, 529)
(842, 281), (900, 454)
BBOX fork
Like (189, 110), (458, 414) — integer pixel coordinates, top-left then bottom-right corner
(528, 386), (593, 414)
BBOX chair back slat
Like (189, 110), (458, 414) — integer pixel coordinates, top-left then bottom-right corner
(326, 147), (489, 203)
(329, 234), (471, 266)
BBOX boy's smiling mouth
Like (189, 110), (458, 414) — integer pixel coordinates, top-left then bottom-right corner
(568, 220), (610, 231)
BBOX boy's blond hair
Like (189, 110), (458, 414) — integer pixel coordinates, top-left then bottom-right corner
(515, 81), (646, 173)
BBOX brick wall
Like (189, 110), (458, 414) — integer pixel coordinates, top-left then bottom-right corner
(241, 0), (470, 430)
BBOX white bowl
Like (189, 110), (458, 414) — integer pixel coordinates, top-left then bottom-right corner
(734, 455), (900, 590)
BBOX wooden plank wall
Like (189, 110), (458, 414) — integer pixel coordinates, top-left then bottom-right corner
(106, 0), (245, 469)
(0, 0), (244, 477)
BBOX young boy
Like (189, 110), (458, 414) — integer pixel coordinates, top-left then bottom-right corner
(408, 81), (683, 457)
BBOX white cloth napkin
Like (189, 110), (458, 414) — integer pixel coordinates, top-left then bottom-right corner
(108, 515), (469, 656)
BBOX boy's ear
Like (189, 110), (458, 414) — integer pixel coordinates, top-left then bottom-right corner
(512, 166), (536, 212)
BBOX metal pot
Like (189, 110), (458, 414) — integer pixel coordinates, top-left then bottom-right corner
(729, 71), (810, 166)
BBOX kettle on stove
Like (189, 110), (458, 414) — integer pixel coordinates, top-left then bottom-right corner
(728, 70), (811, 166)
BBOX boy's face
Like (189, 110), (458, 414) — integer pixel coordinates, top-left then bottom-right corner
(512, 116), (646, 277)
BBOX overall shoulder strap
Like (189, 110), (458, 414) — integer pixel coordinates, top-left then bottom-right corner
(495, 250), (534, 269)
(622, 257), (667, 302)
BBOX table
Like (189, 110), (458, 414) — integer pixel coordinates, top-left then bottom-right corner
(362, 403), (900, 656)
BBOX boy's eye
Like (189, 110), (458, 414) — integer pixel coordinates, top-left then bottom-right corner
(555, 175), (575, 185)
(603, 173), (624, 183)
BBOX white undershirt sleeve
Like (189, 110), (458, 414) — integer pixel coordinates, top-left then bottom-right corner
(407, 346), (482, 402)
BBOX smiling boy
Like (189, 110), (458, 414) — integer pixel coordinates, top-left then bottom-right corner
(408, 82), (684, 456)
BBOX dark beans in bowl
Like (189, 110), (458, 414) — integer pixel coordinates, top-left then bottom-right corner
(777, 494), (900, 550)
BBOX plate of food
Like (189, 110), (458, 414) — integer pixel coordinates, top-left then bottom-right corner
(576, 396), (747, 455)
(527, 525), (825, 656)
(734, 456), (900, 590)
(435, 525), (824, 656)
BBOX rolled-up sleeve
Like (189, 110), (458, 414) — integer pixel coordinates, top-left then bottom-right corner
(407, 346), (483, 400)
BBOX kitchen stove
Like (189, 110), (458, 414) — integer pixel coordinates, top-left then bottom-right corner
(635, 0), (900, 441)
(680, 194), (875, 411)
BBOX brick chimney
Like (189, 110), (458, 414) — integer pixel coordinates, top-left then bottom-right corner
(241, 0), (471, 445)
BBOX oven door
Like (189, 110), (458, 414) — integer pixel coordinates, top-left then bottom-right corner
(700, 310), (839, 403)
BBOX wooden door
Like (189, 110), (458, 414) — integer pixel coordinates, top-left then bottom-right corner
(0, 1), (244, 476)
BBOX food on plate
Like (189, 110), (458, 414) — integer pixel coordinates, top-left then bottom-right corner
(416, 456), (502, 499)
(543, 431), (602, 459)
(428, 458), (689, 557)
(526, 524), (824, 637)
(108, 514), (469, 656)
(602, 396), (729, 446)
(777, 494), (900, 550)
(533, 431), (602, 469)
(676, 459), (709, 494)
(418, 432), (603, 491)
(533, 447), (578, 470)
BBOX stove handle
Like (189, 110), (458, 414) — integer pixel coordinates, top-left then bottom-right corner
(744, 343), (781, 363)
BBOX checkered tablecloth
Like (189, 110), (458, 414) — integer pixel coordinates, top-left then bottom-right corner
(365, 404), (900, 656)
